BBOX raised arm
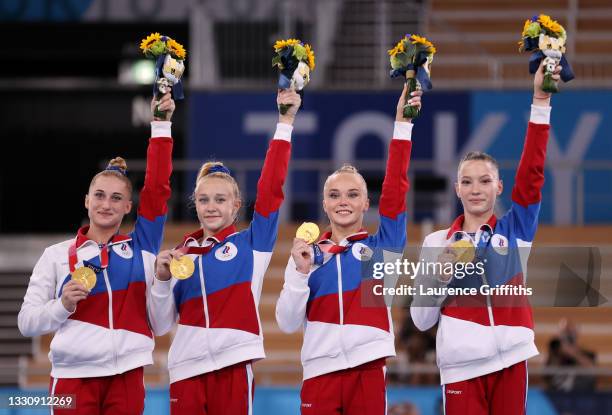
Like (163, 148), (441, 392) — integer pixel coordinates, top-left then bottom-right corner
(247, 90), (300, 251)
(139, 94), (175, 333)
(375, 86), (421, 248)
(507, 61), (560, 242)
(134, 93), (175, 253)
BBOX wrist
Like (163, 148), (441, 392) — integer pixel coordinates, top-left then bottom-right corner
(296, 265), (310, 274)
(533, 91), (551, 105)
(278, 115), (295, 126)
(61, 298), (75, 313)
(154, 272), (171, 282)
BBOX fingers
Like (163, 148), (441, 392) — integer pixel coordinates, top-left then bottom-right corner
(551, 64), (562, 81)
(277, 89), (301, 107)
(407, 90), (422, 107)
(156, 93), (175, 113)
(64, 279), (90, 294)
(292, 237), (309, 251)
(156, 249), (181, 269)
(62, 281), (89, 307)
(292, 238), (312, 260)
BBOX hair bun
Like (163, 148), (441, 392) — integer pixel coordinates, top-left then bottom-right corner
(105, 157), (128, 175)
(337, 163), (359, 174)
(197, 161), (232, 182)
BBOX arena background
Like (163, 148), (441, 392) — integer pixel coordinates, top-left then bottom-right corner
(1, 0), (611, 414)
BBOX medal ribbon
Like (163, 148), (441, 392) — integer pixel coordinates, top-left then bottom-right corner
(313, 233), (369, 265)
(68, 239), (108, 274)
(176, 240), (217, 256)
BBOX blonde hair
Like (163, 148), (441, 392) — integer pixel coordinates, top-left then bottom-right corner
(89, 157), (133, 197)
(324, 163), (368, 196)
(193, 161), (241, 201)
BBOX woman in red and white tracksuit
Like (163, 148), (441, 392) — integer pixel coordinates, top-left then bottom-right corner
(410, 62), (562, 415)
(149, 90), (301, 415)
(275, 85), (421, 415)
(17, 94), (176, 414)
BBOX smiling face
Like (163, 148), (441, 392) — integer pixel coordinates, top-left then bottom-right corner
(455, 159), (503, 217)
(323, 172), (369, 231)
(85, 175), (132, 231)
(194, 177), (241, 236)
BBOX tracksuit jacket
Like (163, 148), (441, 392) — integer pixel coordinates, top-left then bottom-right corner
(410, 105), (551, 384)
(276, 121), (413, 380)
(149, 124), (292, 384)
(17, 122), (173, 379)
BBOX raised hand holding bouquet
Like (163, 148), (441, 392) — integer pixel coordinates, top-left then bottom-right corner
(389, 34), (435, 119)
(519, 14), (574, 93)
(140, 32), (187, 118)
(272, 38), (315, 115)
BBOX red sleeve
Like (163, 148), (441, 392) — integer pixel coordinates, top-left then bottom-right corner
(511, 122), (550, 207)
(379, 139), (412, 219)
(138, 137), (173, 221)
(254, 139), (291, 217)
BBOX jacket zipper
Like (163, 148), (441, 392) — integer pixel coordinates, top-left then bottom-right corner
(473, 229), (502, 358)
(198, 255), (210, 328)
(102, 267), (118, 370)
(336, 254), (348, 363)
(198, 255), (215, 365)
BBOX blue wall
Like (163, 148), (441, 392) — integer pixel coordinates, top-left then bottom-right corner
(189, 91), (612, 224)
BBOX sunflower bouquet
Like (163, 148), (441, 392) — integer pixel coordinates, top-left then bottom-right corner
(389, 34), (436, 119)
(519, 14), (574, 93)
(140, 32), (187, 117)
(272, 38), (316, 115)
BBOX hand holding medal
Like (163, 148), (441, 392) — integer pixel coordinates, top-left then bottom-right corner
(449, 240), (476, 264)
(519, 14), (574, 93)
(388, 34), (436, 119)
(139, 32), (187, 118)
(296, 222), (320, 245)
(292, 223), (320, 274)
(71, 267), (97, 291)
(156, 249), (195, 281)
(272, 39), (315, 115)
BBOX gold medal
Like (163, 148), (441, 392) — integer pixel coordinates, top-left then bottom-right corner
(170, 256), (195, 280)
(450, 240), (476, 263)
(71, 267), (97, 291)
(296, 222), (320, 244)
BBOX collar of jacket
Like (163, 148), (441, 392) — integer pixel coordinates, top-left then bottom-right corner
(75, 225), (131, 249)
(446, 214), (497, 240)
(182, 224), (238, 247)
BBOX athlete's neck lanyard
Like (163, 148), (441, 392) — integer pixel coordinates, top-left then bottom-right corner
(68, 239), (109, 274)
(313, 233), (368, 265)
(176, 239), (217, 256)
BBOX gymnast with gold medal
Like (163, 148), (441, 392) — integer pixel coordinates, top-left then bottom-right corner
(150, 75), (306, 415)
(18, 76), (179, 413)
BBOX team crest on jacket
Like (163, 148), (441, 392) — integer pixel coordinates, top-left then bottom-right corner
(215, 242), (238, 261)
(491, 234), (509, 255)
(112, 242), (133, 259)
(351, 243), (373, 261)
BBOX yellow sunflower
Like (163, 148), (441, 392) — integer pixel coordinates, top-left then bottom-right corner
(538, 14), (564, 36)
(387, 39), (406, 56)
(304, 44), (316, 71)
(410, 34), (437, 55)
(521, 19), (531, 37)
(274, 38), (301, 52)
(140, 32), (161, 52)
(167, 38), (187, 60)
